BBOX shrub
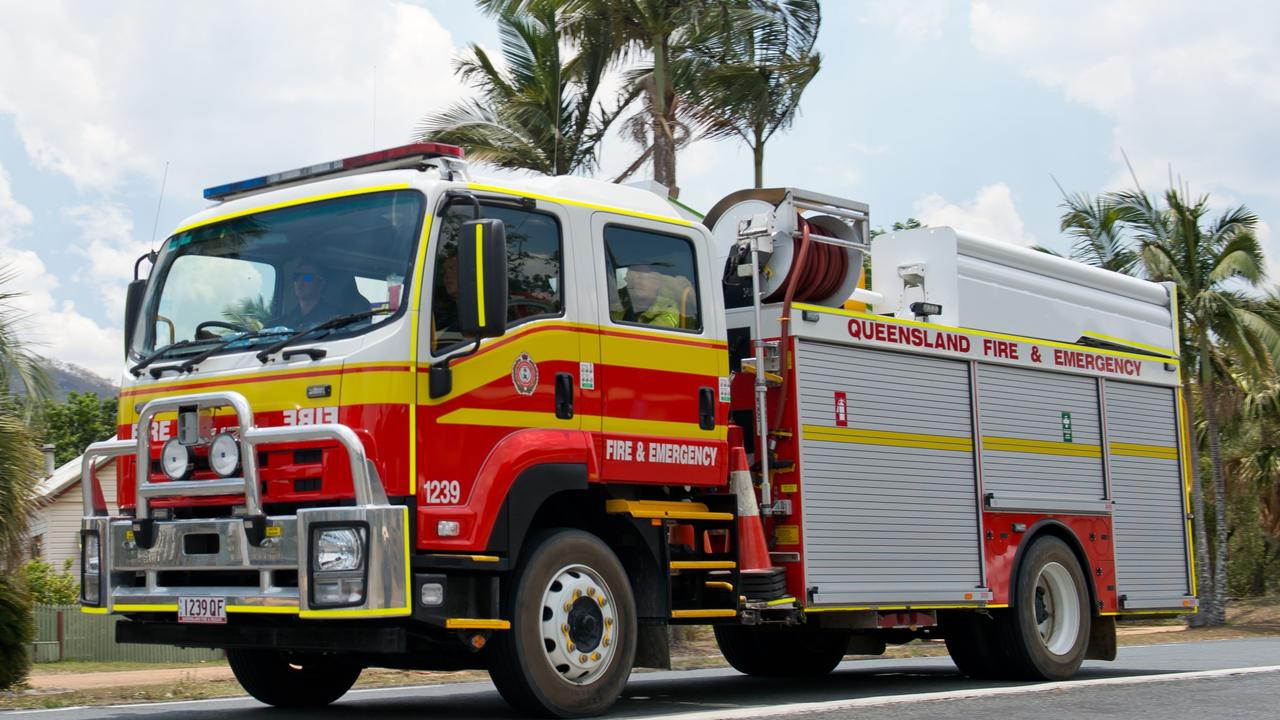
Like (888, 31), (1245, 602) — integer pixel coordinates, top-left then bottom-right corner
(24, 558), (79, 605)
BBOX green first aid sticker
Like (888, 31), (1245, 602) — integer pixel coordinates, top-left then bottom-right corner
(1061, 411), (1073, 443)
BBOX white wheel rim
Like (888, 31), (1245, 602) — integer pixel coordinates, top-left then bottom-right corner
(1034, 561), (1080, 655)
(539, 563), (618, 686)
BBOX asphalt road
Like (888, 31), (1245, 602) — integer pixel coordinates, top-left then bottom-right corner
(7, 638), (1279, 720)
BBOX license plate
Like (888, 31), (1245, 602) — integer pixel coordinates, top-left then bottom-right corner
(178, 596), (227, 624)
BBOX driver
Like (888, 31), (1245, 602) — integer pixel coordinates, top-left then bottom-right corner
(621, 264), (683, 328)
(277, 259), (343, 328)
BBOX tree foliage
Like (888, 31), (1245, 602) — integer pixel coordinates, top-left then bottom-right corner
(1058, 180), (1280, 625)
(418, 0), (624, 176)
(35, 392), (118, 466)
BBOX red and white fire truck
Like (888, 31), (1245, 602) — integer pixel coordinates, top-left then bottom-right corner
(80, 143), (1195, 716)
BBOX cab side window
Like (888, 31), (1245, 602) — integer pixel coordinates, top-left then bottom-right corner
(604, 225), (701, 332)
(431, 202), (563, 352)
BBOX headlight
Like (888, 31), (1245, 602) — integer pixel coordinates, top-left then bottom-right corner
(208, 433), (240, 477)
(84, 534), (100, 574)
(315, 528), (365, 572)
(161, 438), (190, 480)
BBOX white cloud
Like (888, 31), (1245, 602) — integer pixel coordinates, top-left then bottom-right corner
(969, 1), (1280, 201)
(0, 162), (123, 379)
(913, 182), (1034, 245)
(860, 0), (950, 42)
(0, 1), (465, 196)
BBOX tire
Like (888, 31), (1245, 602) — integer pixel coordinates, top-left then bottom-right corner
(940, 611), (1008, 679)
(226, 648), (361, 707)
(488, 529), (637, 717)
(714, 625), (850, 677)
(1001, 536), (1091, 680)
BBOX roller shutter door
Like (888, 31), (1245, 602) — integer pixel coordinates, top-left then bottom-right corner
(1106, 381), (1192, 608)
(977, 365), (1107, 512)
(796, 342), (981, 605)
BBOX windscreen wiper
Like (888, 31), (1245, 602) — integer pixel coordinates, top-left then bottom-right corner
(129, 339), (201, 377)
(164, 328), (293, 374)
(255, 308), (392, 363)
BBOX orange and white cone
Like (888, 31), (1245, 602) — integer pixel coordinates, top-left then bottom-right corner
(729, 446), (773, 572)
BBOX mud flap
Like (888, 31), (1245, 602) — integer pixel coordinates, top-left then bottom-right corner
(634, 625), (671, 670)
(1085, 615), (1116, 661)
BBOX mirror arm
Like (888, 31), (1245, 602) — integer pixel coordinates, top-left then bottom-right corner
(444, 190), (481, 220)
(133, 250), (157, 281)
(428, 336), (483, 399)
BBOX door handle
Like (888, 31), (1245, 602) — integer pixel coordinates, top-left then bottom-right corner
(555, 372), (574, 420)
(698, 386), (715, 430)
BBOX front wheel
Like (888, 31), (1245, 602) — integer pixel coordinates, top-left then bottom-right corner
(1003, 536), (1091, 680)
(226, 648), (361, 707)
(488, 529), (637, 717)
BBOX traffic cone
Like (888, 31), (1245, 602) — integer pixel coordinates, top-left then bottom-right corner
(729, 446), (772, 572)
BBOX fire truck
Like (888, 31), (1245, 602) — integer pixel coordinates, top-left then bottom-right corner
(80, 143), (1196, 716)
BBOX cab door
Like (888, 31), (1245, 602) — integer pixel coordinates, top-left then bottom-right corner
(415, 196), (579, 512)
(589, 212), (728, 487)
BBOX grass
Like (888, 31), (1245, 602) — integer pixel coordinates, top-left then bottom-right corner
(4, 596), (1279, 711)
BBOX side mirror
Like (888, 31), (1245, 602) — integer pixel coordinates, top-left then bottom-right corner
(123, 279), (147, 357)
(456, 218), (508, 338)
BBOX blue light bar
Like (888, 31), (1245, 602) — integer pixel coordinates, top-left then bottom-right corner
(203, 176), (268, 200)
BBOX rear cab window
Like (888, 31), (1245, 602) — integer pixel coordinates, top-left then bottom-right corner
(603, 225), (702, 333)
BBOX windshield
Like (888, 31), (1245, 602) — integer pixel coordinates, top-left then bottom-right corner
(133, 189), (424, 358)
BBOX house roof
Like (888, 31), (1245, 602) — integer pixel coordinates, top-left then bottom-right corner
(34, 438), (118, 505)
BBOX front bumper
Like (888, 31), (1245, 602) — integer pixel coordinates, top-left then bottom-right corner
(80, 390), (409, 619)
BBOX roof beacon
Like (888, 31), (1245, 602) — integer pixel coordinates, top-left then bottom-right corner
(202, 142), (466, 201)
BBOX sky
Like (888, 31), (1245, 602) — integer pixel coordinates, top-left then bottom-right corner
(1, 0), (1278, 380)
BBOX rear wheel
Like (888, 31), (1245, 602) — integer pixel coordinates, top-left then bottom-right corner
(714, 626), (850, 676)
(1002, 536), (1091, 680)
(488, 529), (636, 717)
(226, 648), (361, 707)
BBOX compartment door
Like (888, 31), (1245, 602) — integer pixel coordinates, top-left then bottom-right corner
(797, 342), (982, 605)
(1106, 381), (1194, 609)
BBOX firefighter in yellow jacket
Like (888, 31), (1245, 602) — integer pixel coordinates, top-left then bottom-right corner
(614, 264), (690, 328)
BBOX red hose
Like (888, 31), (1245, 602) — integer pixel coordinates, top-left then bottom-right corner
(769, 217), (848, 429)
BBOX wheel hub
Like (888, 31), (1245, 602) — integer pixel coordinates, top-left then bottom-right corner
(539, 564), (618, 686)
(1033, 561), (1080, 656)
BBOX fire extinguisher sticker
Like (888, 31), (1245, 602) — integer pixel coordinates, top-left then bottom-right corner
(834, 391), (848, 427)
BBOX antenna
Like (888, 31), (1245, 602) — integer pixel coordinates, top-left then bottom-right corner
(149, 161), (170, 246)
(372, 64), (379, 149)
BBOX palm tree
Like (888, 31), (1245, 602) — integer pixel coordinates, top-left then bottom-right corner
(0, 268), (42, 689)
(1055, 185), (1139, 274)
(679, 0), (821, 188)
(1058, 185), (1279, 625)
(417, 0), (623, 176)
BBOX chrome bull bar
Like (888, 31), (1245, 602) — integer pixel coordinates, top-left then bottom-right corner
(79, 390), (408, 617)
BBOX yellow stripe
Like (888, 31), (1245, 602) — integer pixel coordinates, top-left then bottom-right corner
(474, 222), (486, 327)
(1081, 330), (1177, 358)
(798, 303), (1180, 367)
(605, 499), (734, 521)
(1176, 388), (1197, 597)
(407, 215), (433, 497)
(670, 560), (736, 570)
(467, 183), (693, 227)
(173, 184), (413, 234)
(805, 603), (989, 612)
(671, 609), (738, 619)
(114, 603), (178, 612)
(226, 605), (299, 615)
(1110, 442), (1178, 460)
(80, 606), (108, 614)
(803, 424), (973, 453)
(445, 618), (511, 630)
(299, 606), (412, 619)
(983, 436), (1102, 458)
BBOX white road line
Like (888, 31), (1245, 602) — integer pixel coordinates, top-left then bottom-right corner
(654, 665), (1280, 720)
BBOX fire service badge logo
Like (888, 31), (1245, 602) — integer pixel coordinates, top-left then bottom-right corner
(512, 352), (539, 396)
